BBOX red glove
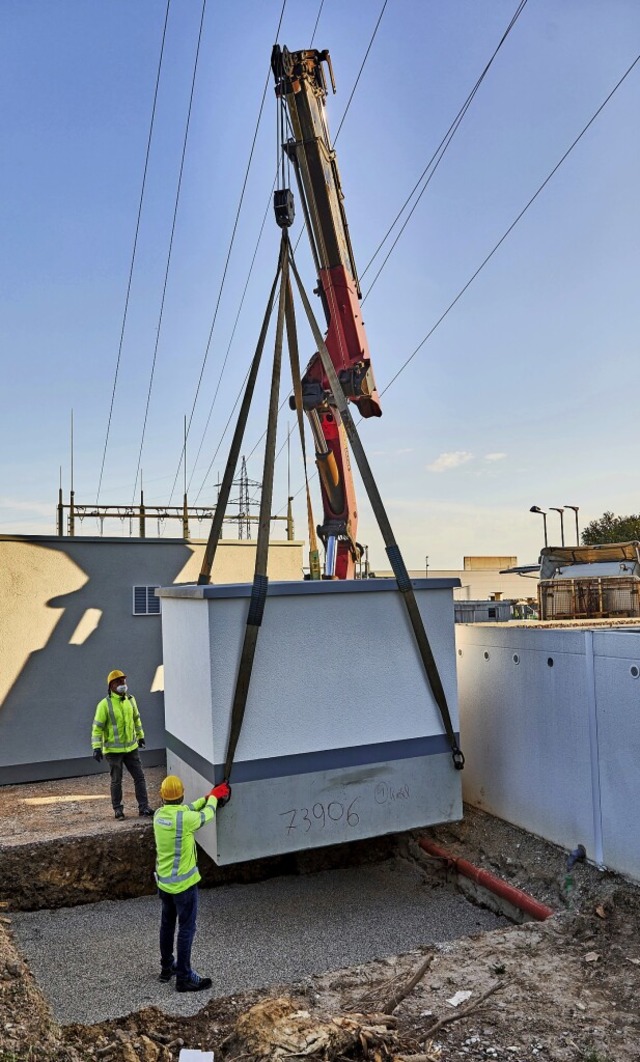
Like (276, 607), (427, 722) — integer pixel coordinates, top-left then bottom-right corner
(208, 782), (231, 808)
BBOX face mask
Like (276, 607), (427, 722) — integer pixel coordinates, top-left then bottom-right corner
(115, 684), (128, 696)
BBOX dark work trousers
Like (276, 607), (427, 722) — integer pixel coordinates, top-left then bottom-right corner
(159, 884), (198, 979)
(105, 749), (149, 812)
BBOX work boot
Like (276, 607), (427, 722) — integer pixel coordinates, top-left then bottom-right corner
(176, 972), (212, 993)
(114, 808), (125, 820)
(139, 806), (154, 817)
(159, 963), (177, 983)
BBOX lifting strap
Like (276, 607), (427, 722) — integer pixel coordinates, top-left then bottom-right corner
(197, 242), (285, 585)
(287, 241), (464, 771)
(222, 238), (289, 780)
(284, 273), (321, 579)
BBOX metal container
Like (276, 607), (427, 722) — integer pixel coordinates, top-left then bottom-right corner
(537, 543), (640, 620)
(539, 576), (640, 620)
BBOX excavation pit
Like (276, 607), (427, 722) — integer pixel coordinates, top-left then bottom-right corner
(1, 768), (510, 1025)
(3, 771), (640, 1061)
(10, 859), (508, 1024)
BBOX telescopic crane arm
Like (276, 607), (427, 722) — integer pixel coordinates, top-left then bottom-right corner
(272, 46), (381, 579)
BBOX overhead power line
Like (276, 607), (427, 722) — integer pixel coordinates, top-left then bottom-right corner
(189, 0), (379, 504)
(167, 0), (289, 504)
(290, 0), (388, 261)
(219, 2), (389, 494)
(189, 189), (275, 502)
(381, 50), (640, 397)
(132, 0), (208, 503)
(95, 0), (172, 505)
(360, 0), (529, 300)
(279, 50), (640, 513)
(236, 0), (528, 507)
(309, 0), (325, 47)
(333, 0), (388, 145)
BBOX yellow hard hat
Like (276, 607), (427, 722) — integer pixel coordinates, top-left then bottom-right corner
(107, 669), (126, 686)
(160, 775), (184, 801)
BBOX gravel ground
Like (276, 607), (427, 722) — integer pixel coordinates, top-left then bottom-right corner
(11, 858), (507, 1025)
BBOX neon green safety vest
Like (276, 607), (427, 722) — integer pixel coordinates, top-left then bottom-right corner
(92, 694), (144, 754)
(153, 798), (217, 894)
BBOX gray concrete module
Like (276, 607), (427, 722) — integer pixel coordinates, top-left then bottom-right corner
(11, 859), (507, 1025)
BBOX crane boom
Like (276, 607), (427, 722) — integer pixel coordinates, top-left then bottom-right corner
(272, 45), (381, 579)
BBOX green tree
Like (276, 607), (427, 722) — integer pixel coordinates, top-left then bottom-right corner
(581, 511), (640, 545)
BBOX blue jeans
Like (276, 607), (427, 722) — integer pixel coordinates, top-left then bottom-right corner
(159, 884), (198, 979)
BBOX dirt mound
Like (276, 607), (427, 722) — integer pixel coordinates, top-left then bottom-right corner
(227, 996), (400, 1059)
(0, 921), (64, 1060)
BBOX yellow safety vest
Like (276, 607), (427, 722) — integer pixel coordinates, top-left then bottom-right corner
(153, 798), (217, 894)
(92, 694), (144, 754)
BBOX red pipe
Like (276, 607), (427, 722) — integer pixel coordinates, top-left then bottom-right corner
(418, 837), (554, 922)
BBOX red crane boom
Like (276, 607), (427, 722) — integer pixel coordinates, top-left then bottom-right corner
(272, 46), (381, 579)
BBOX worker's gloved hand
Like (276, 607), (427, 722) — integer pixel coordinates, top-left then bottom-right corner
(138, 739), (146, 749)
(92, 749), (103, 763)
(209, 782), (231, 808)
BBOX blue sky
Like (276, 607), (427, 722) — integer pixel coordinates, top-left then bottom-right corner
(1, 0), (639, 569)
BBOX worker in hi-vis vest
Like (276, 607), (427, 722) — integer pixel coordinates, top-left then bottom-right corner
(153, 774), (231, 992)
(91, 669), (154, 820)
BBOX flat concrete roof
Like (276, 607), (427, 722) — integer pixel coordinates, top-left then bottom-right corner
(157, 578), (461, 599)
(0, 534), (303, 546)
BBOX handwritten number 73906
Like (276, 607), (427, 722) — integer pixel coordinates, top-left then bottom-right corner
(280, 798), (360, 833)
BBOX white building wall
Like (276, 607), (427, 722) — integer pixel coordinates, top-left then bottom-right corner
(0, 535), (303, 784)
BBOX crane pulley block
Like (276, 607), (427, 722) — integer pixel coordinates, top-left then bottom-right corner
(288, 378), (325, 412)
(274, 188), (295, 228)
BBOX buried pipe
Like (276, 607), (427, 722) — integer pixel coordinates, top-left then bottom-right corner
(418, 837), (554, 922)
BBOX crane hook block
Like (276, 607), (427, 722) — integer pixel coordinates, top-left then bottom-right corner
(274, 188), (295, 228)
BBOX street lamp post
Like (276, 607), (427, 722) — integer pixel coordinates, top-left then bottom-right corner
(564, 505), (580, 545)
(425, 555), (429, 578)
(530, 506), (548, 548)
(550, 507), (565, 546)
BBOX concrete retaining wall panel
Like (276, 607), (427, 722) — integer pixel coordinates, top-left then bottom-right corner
(457, 623), (640, 881)
(456, 626), (595, 853)
(592, 631), (640, 879)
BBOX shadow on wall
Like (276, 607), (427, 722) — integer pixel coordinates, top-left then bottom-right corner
(0, 538), (194, 785)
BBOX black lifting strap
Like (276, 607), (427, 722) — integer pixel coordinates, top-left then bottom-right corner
(222, 238), (289, 781)
(284, 270), (321, 579)
(287, 246), (464, 771)
(198, 241), (286, 585)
